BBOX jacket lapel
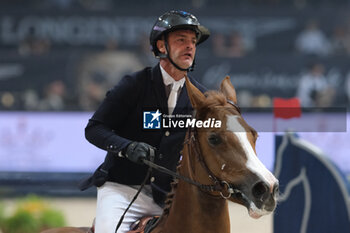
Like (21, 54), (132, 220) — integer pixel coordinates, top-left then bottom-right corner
(151, 64), (168, 114)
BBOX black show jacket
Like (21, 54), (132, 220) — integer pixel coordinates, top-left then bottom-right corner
(81, 64), (206, 205)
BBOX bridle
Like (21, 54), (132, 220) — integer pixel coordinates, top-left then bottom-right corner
(226, 99), (241, 114)
(184, 127), (239, 199)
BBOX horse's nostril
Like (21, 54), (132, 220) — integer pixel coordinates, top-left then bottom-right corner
(273, 183), (279, 196)
(252, 182), (269, 200)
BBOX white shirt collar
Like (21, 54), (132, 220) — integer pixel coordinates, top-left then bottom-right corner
(160, 64), (185, 87)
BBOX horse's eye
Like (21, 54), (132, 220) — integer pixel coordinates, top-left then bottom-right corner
(208, 133), (222, 146)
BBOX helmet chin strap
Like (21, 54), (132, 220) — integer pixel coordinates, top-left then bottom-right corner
(160, 39), (195, 72)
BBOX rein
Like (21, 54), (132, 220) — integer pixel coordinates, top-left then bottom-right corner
(115, 150), (156, 233)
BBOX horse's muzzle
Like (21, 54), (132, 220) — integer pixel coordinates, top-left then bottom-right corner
(231, 179), (279, 219)
(252, 181), (279, 209)
(248, 181), (279, 218)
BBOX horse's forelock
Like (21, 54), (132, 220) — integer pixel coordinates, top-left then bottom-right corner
(194, 91), (227, 120)
(197, 91), (240, 120)
(204, 91), (227, 107)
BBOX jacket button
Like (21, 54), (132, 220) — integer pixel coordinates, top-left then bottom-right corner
(118, 151), (124, 157)
(150, 177), (155, 182)
(165, 131), (170, 136)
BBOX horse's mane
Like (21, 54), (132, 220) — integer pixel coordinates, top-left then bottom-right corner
(161, 90), (227, 217)
(162, 165), (180, 216)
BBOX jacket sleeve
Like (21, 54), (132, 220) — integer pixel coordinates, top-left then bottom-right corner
(85, 72), (145, 154)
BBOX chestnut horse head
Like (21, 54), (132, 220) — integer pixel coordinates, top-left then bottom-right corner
(184, 75), (279, 219)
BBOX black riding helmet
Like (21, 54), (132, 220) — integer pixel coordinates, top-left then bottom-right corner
(150, 10), (210, 71)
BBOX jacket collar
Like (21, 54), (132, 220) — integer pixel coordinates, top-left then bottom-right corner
(151, 64), (168, 113)
(160, 65), (185, 88)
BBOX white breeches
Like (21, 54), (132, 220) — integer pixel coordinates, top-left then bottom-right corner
(95, 182), (163, 233)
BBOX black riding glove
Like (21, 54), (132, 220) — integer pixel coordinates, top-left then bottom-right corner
(125, 142), (154, 164)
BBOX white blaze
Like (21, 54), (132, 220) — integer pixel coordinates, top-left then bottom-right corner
(226, 115), (277, 189)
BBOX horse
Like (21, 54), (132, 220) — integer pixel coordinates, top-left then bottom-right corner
(42, 76), (279, 233)
(274, 132), (350, 233)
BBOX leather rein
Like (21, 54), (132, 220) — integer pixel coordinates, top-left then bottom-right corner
(143, 99), (242, 199)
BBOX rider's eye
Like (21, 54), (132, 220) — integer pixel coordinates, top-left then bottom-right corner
(208, 133), (222, 146)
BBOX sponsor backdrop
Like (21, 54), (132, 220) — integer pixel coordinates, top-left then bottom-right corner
(1, 7), (350, 110)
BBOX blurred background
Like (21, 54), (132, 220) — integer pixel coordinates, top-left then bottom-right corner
(1, 0), (350, 232)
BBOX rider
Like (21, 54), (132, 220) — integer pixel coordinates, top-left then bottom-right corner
(79, 10), (210, 233)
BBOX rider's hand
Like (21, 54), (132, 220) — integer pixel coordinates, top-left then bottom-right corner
(125, 142), (154, 164)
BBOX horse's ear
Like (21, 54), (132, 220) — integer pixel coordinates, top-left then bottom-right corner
(185, 75), (205, 109)
(220, 76), (237, 104)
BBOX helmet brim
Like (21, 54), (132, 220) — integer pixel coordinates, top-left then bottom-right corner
(163, 24), (210, 45)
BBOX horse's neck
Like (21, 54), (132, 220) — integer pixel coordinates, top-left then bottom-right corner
(153, 149), (231, 233)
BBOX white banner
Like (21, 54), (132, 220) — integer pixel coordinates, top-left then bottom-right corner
(0, 112), (104, 172)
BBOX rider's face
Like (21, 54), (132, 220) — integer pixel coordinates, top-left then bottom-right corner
(159, 30), (197, 69)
